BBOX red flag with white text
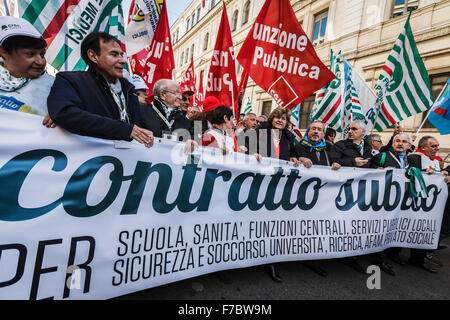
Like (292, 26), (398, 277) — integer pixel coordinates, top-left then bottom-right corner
(237, 0), (335, 109)
(181, 56), (196, 93)
(196, 72), (204, 107)
(135, 2), (174, 101)
(205, 1), (239, 116)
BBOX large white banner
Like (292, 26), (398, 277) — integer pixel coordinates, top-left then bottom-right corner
(0, 109), (447, 300)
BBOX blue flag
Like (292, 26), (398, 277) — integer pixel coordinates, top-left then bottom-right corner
(429, 78), (450, 135)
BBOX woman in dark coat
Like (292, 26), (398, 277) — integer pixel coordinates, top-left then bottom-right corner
(254, 107), (299, 282)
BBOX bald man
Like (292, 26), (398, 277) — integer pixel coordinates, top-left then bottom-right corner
(140, 78), (191, 138)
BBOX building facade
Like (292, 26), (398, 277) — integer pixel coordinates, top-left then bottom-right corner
(171, 0), (450, 161)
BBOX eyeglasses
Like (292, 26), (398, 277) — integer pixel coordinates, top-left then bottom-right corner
(163, 90), (181, 96)
(372, 140), (382, 143)
(349, 127), (360, 131)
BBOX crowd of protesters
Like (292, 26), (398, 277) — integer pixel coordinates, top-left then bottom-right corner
(1, 19), (449, 283)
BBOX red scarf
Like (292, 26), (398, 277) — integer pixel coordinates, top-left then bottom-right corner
(416, 148), (442, 161)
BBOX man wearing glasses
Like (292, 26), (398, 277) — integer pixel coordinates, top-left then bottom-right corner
(367, 134), (383, 156)
(140, 79), (191, 138)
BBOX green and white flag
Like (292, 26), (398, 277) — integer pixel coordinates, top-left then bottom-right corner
(19, 0), (125, 71)
(342, 59), (365, 138)
(310, 50), (343, 132)
(244, 97), (252, 114)
(373, 13), (433, 132)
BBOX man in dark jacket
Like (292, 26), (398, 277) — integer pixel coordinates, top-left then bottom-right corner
(48, 32), (153, 147)
(370, 133), (411, 268)
(330, 120), (372, 168)
(294, 121), (341, 170)
(406, 136), (443, 273)
(331, 120), (395, 275)
(370, 133), (410, 170)
(292, 121), (340, 277)
(140, 78), (191, 139)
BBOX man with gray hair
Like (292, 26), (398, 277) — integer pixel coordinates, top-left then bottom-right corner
(370, 133), (411, 169)
(367, 133), (383, 156)
(330, 120), (372, 168)
(140, 78), (191, 138)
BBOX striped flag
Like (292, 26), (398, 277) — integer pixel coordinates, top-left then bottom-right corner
(290, 104), (300, 128)
(19, 0), (125, 71)
(342, 60), (365, 138)
(310, 50), (343, 132)
(243, 97), (253, 114)
(373, 13), (433, 132)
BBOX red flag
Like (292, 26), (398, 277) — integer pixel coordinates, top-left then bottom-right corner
(205, 0), (239, 117)
(195, 72), (204, 107)
(133, 2), (174, 102)
(237, 71), (249, 95)
(237, 0), (335, 109)
(180, 56), (196, 93)
(202, 0), (205, 8)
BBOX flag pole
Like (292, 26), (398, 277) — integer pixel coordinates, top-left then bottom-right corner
(414, 82), (448, 137)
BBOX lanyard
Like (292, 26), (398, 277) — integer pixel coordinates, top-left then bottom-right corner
(110, 89), (129, 123)
(389, 151), (405, 168)
(152, 103), (175, 130)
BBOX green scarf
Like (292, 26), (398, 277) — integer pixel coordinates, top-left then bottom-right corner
(407, 167), (429, 198)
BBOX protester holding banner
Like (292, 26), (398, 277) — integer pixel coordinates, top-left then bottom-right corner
(329, 120), (392, 274)
(293, 121), (341, 170)
(201, 105), (238, 154)
(292, 120), (341, 277)
(407, 136), (444, 273)
(254, 106), (300, 282)
(0, 16), (55, 128)
(369, 133), (413, 269)
(140, 78), (191, 140)
(370, 133), (411, 170)
(330, 120), (372, 168)
(48, 32), (153, 147)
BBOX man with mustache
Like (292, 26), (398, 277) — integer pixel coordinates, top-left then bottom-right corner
(292, 120), (340, 277)
(293, 120), (341, 170)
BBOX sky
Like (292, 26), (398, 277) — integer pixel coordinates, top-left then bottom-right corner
(122, 0), (191, 26)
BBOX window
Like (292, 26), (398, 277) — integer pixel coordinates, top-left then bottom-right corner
(197, 8), (201, 23)
(299, 96), (315, 129)
(313, 11), (328, 46)
(191, 14), (195, 28)
(176, 29), (179, 42)
(242, 1), (250, 25)
(261, 100), (273, 116)
(191, 44), (195, 58)
(423, 72), (450, 129)
(392, 0), (419, 18)
(231, 10), (238, 32)
(185, 48), (189, 64)
(186, 18), (190, 32)
(211, 0), (216, 9)
(203, 32), (209, 51)
(180, 52), (184, 66)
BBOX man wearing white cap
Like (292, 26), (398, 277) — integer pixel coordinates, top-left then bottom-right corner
(0, 16), (55, 127)
(126, 73), (149, 105)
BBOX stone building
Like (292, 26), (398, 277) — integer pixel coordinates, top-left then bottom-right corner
(171, 0), (450, 161)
